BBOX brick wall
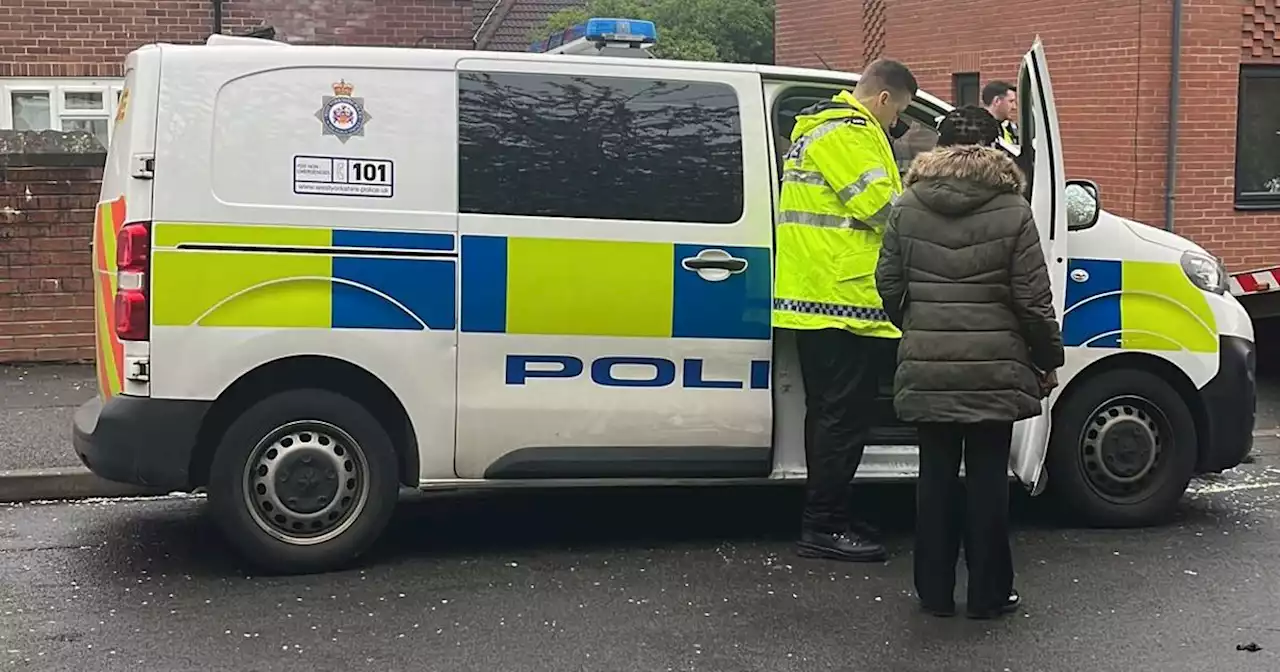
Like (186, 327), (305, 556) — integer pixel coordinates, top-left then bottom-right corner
(775, 0), (1280, 271)
(0, 0), (474, 79)
(777, 0), (1172, 229)
(1221, 0), (1280, 269)
(220, 0), (473, 49)
(0, 164), (99, 363)
(775, 0), (862, 72)
(1137, 0), (1275, 270)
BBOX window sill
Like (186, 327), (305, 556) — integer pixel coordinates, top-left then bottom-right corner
(1233, 199), (1280, 212)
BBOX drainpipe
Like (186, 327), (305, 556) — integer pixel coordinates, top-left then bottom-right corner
(473, 0), (502, 47)
(1163, 0), (1183, 232)
(212, 0), (224, 36)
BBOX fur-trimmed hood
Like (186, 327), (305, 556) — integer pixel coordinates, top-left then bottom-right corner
(902, 145), (1027, 217)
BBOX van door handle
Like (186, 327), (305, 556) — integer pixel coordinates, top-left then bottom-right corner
(681, 248), (748, 282)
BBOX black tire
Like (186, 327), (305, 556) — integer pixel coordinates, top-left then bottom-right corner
(1047, 368), (1197, 528)
(208, 388), (400, 574)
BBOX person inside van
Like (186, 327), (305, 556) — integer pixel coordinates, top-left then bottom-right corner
(874, 105), (1064, 618)
(982, 80), (1019, 146)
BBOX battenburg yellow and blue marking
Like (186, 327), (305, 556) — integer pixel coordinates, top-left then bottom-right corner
(151, 223), (457, 331)
(1063, 258), (1217, 353)
(150, 224), (772, 340)
(460, 236), (771, 340)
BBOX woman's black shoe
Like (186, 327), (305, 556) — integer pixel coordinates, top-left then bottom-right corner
(965, 591), (1021, 619)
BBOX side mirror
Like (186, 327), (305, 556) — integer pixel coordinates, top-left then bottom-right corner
(1065, 179), (1101, 231)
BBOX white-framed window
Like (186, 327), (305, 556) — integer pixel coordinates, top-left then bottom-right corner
(0, 78), (125, 150)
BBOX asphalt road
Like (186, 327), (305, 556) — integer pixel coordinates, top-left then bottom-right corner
(0, 365), (95, 472)
(3, 439), (1280, 672)
(4, 363), (1280, 472)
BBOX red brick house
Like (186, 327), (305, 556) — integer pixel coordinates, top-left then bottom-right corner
(0, 0), (577, 362)
(775, 0), (1280, 273)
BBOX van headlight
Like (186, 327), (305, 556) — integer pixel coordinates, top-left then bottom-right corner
(1181, 250), (1227, 294)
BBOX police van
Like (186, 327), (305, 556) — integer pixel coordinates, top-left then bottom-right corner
(74, 19), (1256, 574)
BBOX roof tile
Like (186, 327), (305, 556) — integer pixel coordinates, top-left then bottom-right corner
(485, 0), (587, 51)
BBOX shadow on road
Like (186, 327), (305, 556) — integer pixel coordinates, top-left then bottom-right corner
(66, 478), (1247, 581)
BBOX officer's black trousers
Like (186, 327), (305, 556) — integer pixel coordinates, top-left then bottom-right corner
(913, 422), (1015, 611)
(794, 328), (885, 533)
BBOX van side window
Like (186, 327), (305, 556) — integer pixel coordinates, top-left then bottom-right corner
(458, 71), (744, 224)
(771, 86), (939, 179)
(892, 118), (940, 175)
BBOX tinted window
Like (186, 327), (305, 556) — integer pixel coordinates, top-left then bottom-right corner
(892, 118), (939, 175)
(772, 87), (938, 177)
(458, 71), (744, 223)
(1236, 66), (1280, 209)
(952, 72), (979, 107)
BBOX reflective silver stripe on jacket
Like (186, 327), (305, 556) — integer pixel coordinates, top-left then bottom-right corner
(863, 200), (893, 229)
(781, 169), (827, 186)
(806, 120), (847, 143)
(773, 298), (891, 323)
(776, 211), (872, 231)
(788, 120), (848, 162)
(835, 166), (890, 204)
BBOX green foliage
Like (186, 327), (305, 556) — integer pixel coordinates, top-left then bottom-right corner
(532, 0), (773, 64)
(542, 8), (589, 34)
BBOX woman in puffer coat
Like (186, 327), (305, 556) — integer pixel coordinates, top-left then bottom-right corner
(875, 106), (1065, 620)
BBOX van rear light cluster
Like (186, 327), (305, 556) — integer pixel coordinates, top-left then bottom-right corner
(114, 222), (151, 341)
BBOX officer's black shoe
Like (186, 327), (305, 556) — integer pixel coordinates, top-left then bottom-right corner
(796, 529), (887, 562)
(965, 590), (1021, 620)
(849, 520), (883, 543)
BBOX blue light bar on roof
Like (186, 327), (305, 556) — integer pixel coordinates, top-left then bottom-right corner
(528, 17), (658, 52)
(583, 17), (657, 42)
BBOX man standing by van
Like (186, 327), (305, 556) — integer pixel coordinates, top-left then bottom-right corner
(774, 58), (918, 563)
(982, 80), (1019, 146)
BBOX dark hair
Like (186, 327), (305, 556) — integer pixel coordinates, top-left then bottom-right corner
(857, 59), (919, 99)
(981, 80), (1015, 106)
(983, 80), (1013, 105)
(936, 105), (1001, 147)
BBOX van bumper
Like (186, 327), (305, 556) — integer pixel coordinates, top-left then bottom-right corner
(1196, 335), (1256, 473)
(72, 395), (211, 490)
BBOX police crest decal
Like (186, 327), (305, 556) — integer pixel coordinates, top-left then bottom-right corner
(315, 79), (371, 142)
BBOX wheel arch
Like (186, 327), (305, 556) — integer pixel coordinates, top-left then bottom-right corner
(188, 355), (420, 489)
(1055, 352), (1210, 471)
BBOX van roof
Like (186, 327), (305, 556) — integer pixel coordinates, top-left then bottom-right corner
(156, 40), (953, 114)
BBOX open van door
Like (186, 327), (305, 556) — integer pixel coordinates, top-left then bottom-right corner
(1009, 39), (1068, 495)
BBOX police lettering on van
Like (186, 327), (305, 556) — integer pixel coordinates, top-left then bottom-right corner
(505, 354), (772, 389)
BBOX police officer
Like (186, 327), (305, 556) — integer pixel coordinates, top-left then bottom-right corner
(774, 58), (919, 563)
(981, 80), (1019, 146)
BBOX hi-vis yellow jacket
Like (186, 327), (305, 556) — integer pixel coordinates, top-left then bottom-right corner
(1001, 120), (1019, 146)
(772, 91), (903, 338)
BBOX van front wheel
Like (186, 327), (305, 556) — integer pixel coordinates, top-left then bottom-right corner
(208, 389), (399, 574)
(1047, 369), (1197, 528)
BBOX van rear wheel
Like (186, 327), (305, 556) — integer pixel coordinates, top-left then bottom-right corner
(208, 389), (399, 574)
(1047, 369), (1196, 528)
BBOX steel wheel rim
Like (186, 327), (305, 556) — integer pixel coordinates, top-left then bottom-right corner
(1078, 395), (1171, 504)
(242, 420), (370, 546)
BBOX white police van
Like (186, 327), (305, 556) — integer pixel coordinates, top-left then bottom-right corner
(74, 18), (1256, 573)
